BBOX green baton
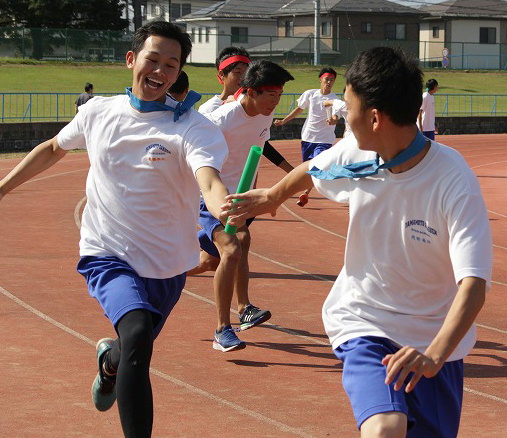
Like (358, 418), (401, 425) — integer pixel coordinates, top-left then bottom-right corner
(224, 145), (263, 235)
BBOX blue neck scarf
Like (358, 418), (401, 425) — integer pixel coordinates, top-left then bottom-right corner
(126, 87), (201, 122)
(308, 130), (428, 180)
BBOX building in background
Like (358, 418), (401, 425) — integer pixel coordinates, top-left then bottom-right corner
(419, 0), (507, 69)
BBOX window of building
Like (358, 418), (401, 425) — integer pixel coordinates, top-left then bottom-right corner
(432, 26), (439, 38)
(231, 27), (248, 43)
(385, 23), (406, 40)
(150, 4), (161, 16)
(170, 3), (181, 19)
(361, 22), (372, 34)
(182, 3), (191, 16)
(205, 26), (210, 43)
(190, 27), (195, 43)
(285, 20), (294, 37)
(170, 3), (191, 19)
(198, 27), (202, 43)
(321, 20), (331, 37)
(479, 27), (496, 44)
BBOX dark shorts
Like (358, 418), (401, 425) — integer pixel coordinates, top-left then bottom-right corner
(77, 256), (185, 338)
(422, 130), (435, 140)
(198, 200), (255, 258)
(335, 336), (463, 437)
(301, 141), (332, 162)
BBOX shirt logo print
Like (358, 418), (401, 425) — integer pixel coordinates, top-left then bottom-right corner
(146, 144), (171, 162)
(405, 219), (437, 244)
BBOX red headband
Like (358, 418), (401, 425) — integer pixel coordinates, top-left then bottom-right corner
(320, 72), (336, 79)
(218, 55), (251, 72)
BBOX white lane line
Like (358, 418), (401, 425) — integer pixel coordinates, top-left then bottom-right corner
(0, 284), (319, 438)
(464, 387), (507, 405)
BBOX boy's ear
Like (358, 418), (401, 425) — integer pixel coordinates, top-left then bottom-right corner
(126, 51), (135, 68)
(246, 88), (256, 98)
(217, 70), (225, 84)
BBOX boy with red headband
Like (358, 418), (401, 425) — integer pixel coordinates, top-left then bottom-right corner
(199, 59), (294, 352)
(198, 47), (251, 114)
(274, 67), (339, 206)
(188, 48), (294, 276)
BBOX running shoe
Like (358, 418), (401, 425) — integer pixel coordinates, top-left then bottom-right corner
(239, 304), (271, 331)
(296, 193), (309, 207)
(91, 338), (117, 412)
(213, 325), (246, 352)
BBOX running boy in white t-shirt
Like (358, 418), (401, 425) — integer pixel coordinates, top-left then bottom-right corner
(274, 67), (338, 206)
(198, 60), (294, 352)
(188, 47), (294, 276)
(223, 47), (492, 437)
(198, 46), (293, 173)
(0, 21), (231, 438)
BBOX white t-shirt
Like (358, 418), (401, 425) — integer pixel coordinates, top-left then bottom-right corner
(331, 98), (352, 138)
(205, 100), (271, 193)
(310, 137), (492, 361)
(57, 94), (228, 279)
(297, 89), (338, 144)
(198, 95), (222, 115)
(420, 91), (436, 131)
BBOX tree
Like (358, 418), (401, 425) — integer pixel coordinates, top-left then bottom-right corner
(0, 0), (129, 59)
(0, 0), (128, 29)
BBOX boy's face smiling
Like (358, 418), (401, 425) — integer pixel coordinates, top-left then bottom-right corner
(126, 35), (181, 104)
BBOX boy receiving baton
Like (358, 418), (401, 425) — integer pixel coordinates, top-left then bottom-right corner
(188, 47), (294, 276)
(223, 47), (492, 437)
(199, 60), (294, 352)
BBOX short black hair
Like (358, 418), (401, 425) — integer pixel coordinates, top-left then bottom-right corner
(216, 46), (250, 76)
(319, 67), (337, 78)
(426, 78), (438, 91)
(85, 82), (93, 92)
(240, 60), (294, 91)
(345, 46), (422, 126)
(131, 21), (192, 68)
(169, 71), (189, 94)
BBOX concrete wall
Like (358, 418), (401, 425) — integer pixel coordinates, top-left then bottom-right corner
(2, 117), (507, 152)
(0, 122), (68, 151)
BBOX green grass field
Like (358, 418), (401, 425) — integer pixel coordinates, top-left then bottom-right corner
(2, 58), (507, 95)
(2, 59), (507, 121)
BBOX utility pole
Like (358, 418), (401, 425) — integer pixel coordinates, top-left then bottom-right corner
(314, 0), (321, 65)
(132, 0), (143, 30)
(168, 0), (172, 22)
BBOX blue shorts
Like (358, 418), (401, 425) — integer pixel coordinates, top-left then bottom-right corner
(198, 200), (255, 258)
(423, 130), (435, 140)
(335, 336), (463, 437)
(77, 256), (185, 338)
(301, 141), (332, 162)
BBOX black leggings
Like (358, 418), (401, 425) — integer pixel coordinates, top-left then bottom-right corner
(107, 309), (155, 438)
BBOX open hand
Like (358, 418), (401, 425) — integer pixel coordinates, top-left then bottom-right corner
(382, 346), (442, 393)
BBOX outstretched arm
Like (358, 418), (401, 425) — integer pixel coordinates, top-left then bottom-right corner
(195, 166), (230, 223)
(0, 136), (68, 201)
(223, 161), (313, 224)
(383, 276), (486, 392)
(273, 107), (304, 126)
(262, 141), (294, 173)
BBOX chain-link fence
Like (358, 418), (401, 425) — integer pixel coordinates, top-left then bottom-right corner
(2, 27), (507, 69)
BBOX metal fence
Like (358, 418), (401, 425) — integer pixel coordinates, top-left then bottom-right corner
(2, 92), (507, 123)
(3, 27), (507, 69)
